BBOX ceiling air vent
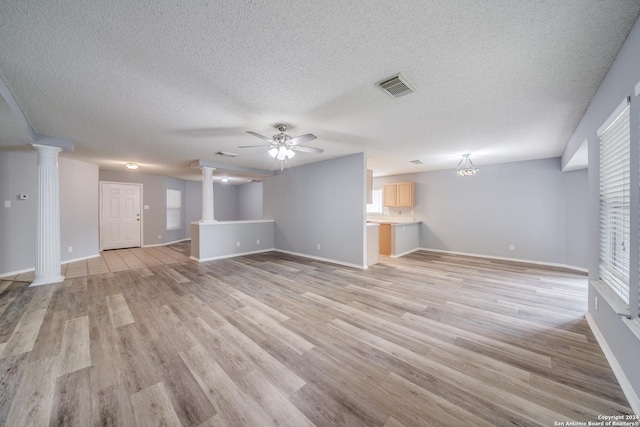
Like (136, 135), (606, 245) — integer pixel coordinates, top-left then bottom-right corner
(215, 151), (237, 157)
(410, 160), (423, 164)
(377, 73), (416, 99)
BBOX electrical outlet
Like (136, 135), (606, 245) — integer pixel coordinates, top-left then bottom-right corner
(509, 244), (515, 251)
(236, 241), (240, 247)
(595, 296), (599, 311)
(157, 234), (162, 240)
(4, 201), (10, 208)
(68, 246), (73, 253)
(256, 239), (260, 245)
(317, 244), (321, 250)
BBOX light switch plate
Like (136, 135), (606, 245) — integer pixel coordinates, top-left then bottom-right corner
(4, 201), (10, 208)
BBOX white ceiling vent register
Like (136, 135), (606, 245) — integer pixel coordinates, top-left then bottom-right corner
(376, 73), (416, 98)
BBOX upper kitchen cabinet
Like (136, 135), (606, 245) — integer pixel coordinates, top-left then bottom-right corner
(383, 182), (415, 207)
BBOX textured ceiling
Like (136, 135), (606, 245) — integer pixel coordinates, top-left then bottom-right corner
(0, 1), (638, 180)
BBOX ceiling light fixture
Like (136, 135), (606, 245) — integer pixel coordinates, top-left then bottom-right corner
(220, 177), (229, 183)
(239, 124), (322, 171)
(453, 154), (479, 176)
(125, 162), (139, 170)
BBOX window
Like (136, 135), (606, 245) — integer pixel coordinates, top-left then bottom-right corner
(166, 189), (182, 229)
(599, 98), (630, 303)
(367, 189), (383, 214)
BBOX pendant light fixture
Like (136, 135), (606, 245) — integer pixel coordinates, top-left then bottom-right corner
(453, 154), (479, 176)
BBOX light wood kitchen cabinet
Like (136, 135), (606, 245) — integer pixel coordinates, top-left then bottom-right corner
(383, 182), (415, 207)
(383, 184), (398, 207)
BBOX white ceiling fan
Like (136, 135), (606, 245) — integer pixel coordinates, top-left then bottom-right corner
(239, 124), (323, 170)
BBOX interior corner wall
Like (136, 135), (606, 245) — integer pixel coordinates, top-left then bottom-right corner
(373, 157), (587, 268)
(567, 15), (640, 407)
(0, 150), (99, 276)
(237, 181), (263, 220)
(263, 153), (366, 267)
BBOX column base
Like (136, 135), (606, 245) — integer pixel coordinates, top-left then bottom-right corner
(30, 275), (65, 287)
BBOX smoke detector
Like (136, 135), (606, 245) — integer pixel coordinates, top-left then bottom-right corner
(377, 73), (416, 98)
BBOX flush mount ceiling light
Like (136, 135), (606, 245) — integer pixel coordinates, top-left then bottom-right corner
(453, 154), (479, 176)
(238, 123), (324, 170)
(220, 177), (229, 183)
(125, 162), (139, 170)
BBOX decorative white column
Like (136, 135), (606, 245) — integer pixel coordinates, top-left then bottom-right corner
(200, 166), (216, 223)
(31, 144), (64, 286)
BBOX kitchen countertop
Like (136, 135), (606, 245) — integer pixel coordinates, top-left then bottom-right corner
(367, 219), (421, 225)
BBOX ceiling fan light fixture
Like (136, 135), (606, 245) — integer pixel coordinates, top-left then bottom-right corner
(268, 147), (278, 158)
(276, 146), (289, 160)
(453, 154), (479, 176)
(286, 148), (295, 158)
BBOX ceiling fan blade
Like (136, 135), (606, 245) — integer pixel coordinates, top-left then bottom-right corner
(246, 131), (276, 143)
(289, 133), (317, 145)
(237, 144), (271, 148)
(291, 145), (324, 154)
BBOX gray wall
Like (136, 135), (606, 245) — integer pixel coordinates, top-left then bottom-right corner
(566, 16), (640, 406)
(564, 169), (589, 268)
(60, 156), (99, 262)
(371, 157), (588, 268)
(214, 183), (239, 221)
(237, 181), (263, 220)
(0, 150), (38, 273)
(185, 180), (262, 239)
(264, 153), (366, 267)
(184, 180), (201, 238)
(192, 220), (274, 260)
(0, 150), (99, 275)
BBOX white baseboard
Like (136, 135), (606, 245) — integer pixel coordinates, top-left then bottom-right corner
(273, 249), (366, 270)
(62, 254), (101, 264)
(142, 238), (191, 248)
(586, 312), (640, 415)
(0, 253), (101, 279)
(418, 247), (588, 273)
(191, 247), (366, 270)
(390, 248), (420, 258)
(0, 267), (35, 279)
(190, 248), (273, 263)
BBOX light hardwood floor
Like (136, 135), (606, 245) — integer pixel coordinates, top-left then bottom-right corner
(0, 243), (633, 426)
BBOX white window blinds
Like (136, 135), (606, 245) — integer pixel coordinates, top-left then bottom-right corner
(599, 99), (631, 303)
(166, 189), (182, 230)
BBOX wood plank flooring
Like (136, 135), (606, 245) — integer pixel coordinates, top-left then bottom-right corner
(0, 243), (633, 426)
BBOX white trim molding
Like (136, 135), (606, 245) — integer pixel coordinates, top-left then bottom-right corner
(273, 249), (366, 270)
(586, 312), (640, 415)
(418, 248), (588, 273)
(190, 248), (273, 263)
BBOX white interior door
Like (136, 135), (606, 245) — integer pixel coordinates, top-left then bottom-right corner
(101, 182), (141, 250)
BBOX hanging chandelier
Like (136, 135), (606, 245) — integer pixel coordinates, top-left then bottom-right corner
(453, 154), (479, 176)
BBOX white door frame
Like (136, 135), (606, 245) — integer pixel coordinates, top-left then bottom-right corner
(99, 181), (144, 250)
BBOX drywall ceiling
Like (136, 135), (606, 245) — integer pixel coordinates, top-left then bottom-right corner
(0, 1), (638, 180)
